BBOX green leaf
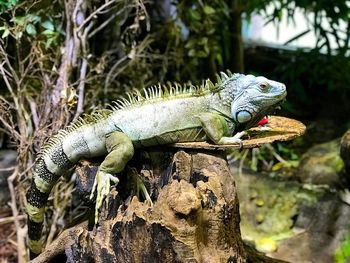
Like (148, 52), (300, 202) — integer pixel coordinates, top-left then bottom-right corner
(216, 53), (223, 66)
(288, 160), (299, 168)
(189, 9), (201, 21)
(199, 37), (208, 45)
(291, 152), (299, 160)
(1, 28), (10, 38)
(203, 43), (209, 54)
(203, 5), (215, 15)
(272, 162), (285, 171)
(188, 49), (196, 57)
(41, 20), (54, 31)
(196, 51), (207, 57)
(26, 24), (37, 36)
(207, 27), (215, 35)
(42, 29), (55, 36)
(335, 235), (350, 263)
(13, 16), (25, 26)
(45, 36), (58, 48)
(27, 15), (41, 23)
(56, 24), (65, 35)
(185, 39), (195, 49)
(0, 0), (17, 11)
(15, 31), (23, 39)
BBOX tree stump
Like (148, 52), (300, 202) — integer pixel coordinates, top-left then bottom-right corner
(33, 117), (304, 263)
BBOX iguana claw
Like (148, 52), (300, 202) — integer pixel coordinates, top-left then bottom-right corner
(128, 167), (153, 206)
(136, 176), (153, 207)
(90, 171), (119, 224)
(218, 131), (247, 146)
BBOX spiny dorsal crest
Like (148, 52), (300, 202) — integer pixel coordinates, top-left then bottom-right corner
(39, 70), (239, 156)
(110, 70), (239, 111)
(216, 70), (241, 86)
(110, 82), (202, 111)
(40, 109), (112, 156)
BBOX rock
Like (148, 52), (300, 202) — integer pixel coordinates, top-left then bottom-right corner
(235, 168), (301, 242)
(297, 139), (344, 187)
(270, 232), (312, 263)
(232, 163), (350, 263)
(272, 192), (350, 263)
(303, 119), (341, 144)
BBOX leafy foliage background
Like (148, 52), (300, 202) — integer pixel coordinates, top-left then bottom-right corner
(0, 0), (349, 262)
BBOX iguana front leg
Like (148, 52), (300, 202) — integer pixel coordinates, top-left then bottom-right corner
(90, 131), (134, 223)
(198, 112), (244, 145)
(218, 131), (247, 145)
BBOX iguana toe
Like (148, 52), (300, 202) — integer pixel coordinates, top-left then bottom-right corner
(138, 178), (153, 206)
(91, 171), (119, 224)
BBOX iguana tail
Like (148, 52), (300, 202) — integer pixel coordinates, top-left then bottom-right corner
(26, 140), (75, 258)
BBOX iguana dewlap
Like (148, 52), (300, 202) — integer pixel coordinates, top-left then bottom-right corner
(26, 72), (286, 257)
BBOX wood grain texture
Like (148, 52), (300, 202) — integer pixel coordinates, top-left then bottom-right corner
(171, 116), (305, 150)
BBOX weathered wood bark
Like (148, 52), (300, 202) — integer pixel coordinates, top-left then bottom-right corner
(32, 148), (289, 263)
(78, 150), (247, 262)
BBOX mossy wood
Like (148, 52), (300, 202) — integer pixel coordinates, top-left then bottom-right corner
(31, 116), (301, 263)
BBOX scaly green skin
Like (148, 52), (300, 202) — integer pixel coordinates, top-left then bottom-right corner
(26, 72), (287, 257)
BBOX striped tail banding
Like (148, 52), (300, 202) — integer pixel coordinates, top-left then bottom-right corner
(26, 141), (75, 257)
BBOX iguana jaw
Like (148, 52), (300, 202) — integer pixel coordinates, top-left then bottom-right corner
(234, 103), (283, 132)
(230, 76), (287, 131)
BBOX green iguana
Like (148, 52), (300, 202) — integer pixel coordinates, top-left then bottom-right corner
(26, 72), (287, 257)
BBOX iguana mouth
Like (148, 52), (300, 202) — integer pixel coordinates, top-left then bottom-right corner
(258, 101), (284, 126)
(267, 100), (284, 116)
(273, 98), (286, 112)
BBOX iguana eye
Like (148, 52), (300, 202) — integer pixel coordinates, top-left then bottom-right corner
(260, 83), (269, 91)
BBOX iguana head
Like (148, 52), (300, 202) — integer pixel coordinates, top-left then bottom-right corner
(230, 74), (287, 131)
